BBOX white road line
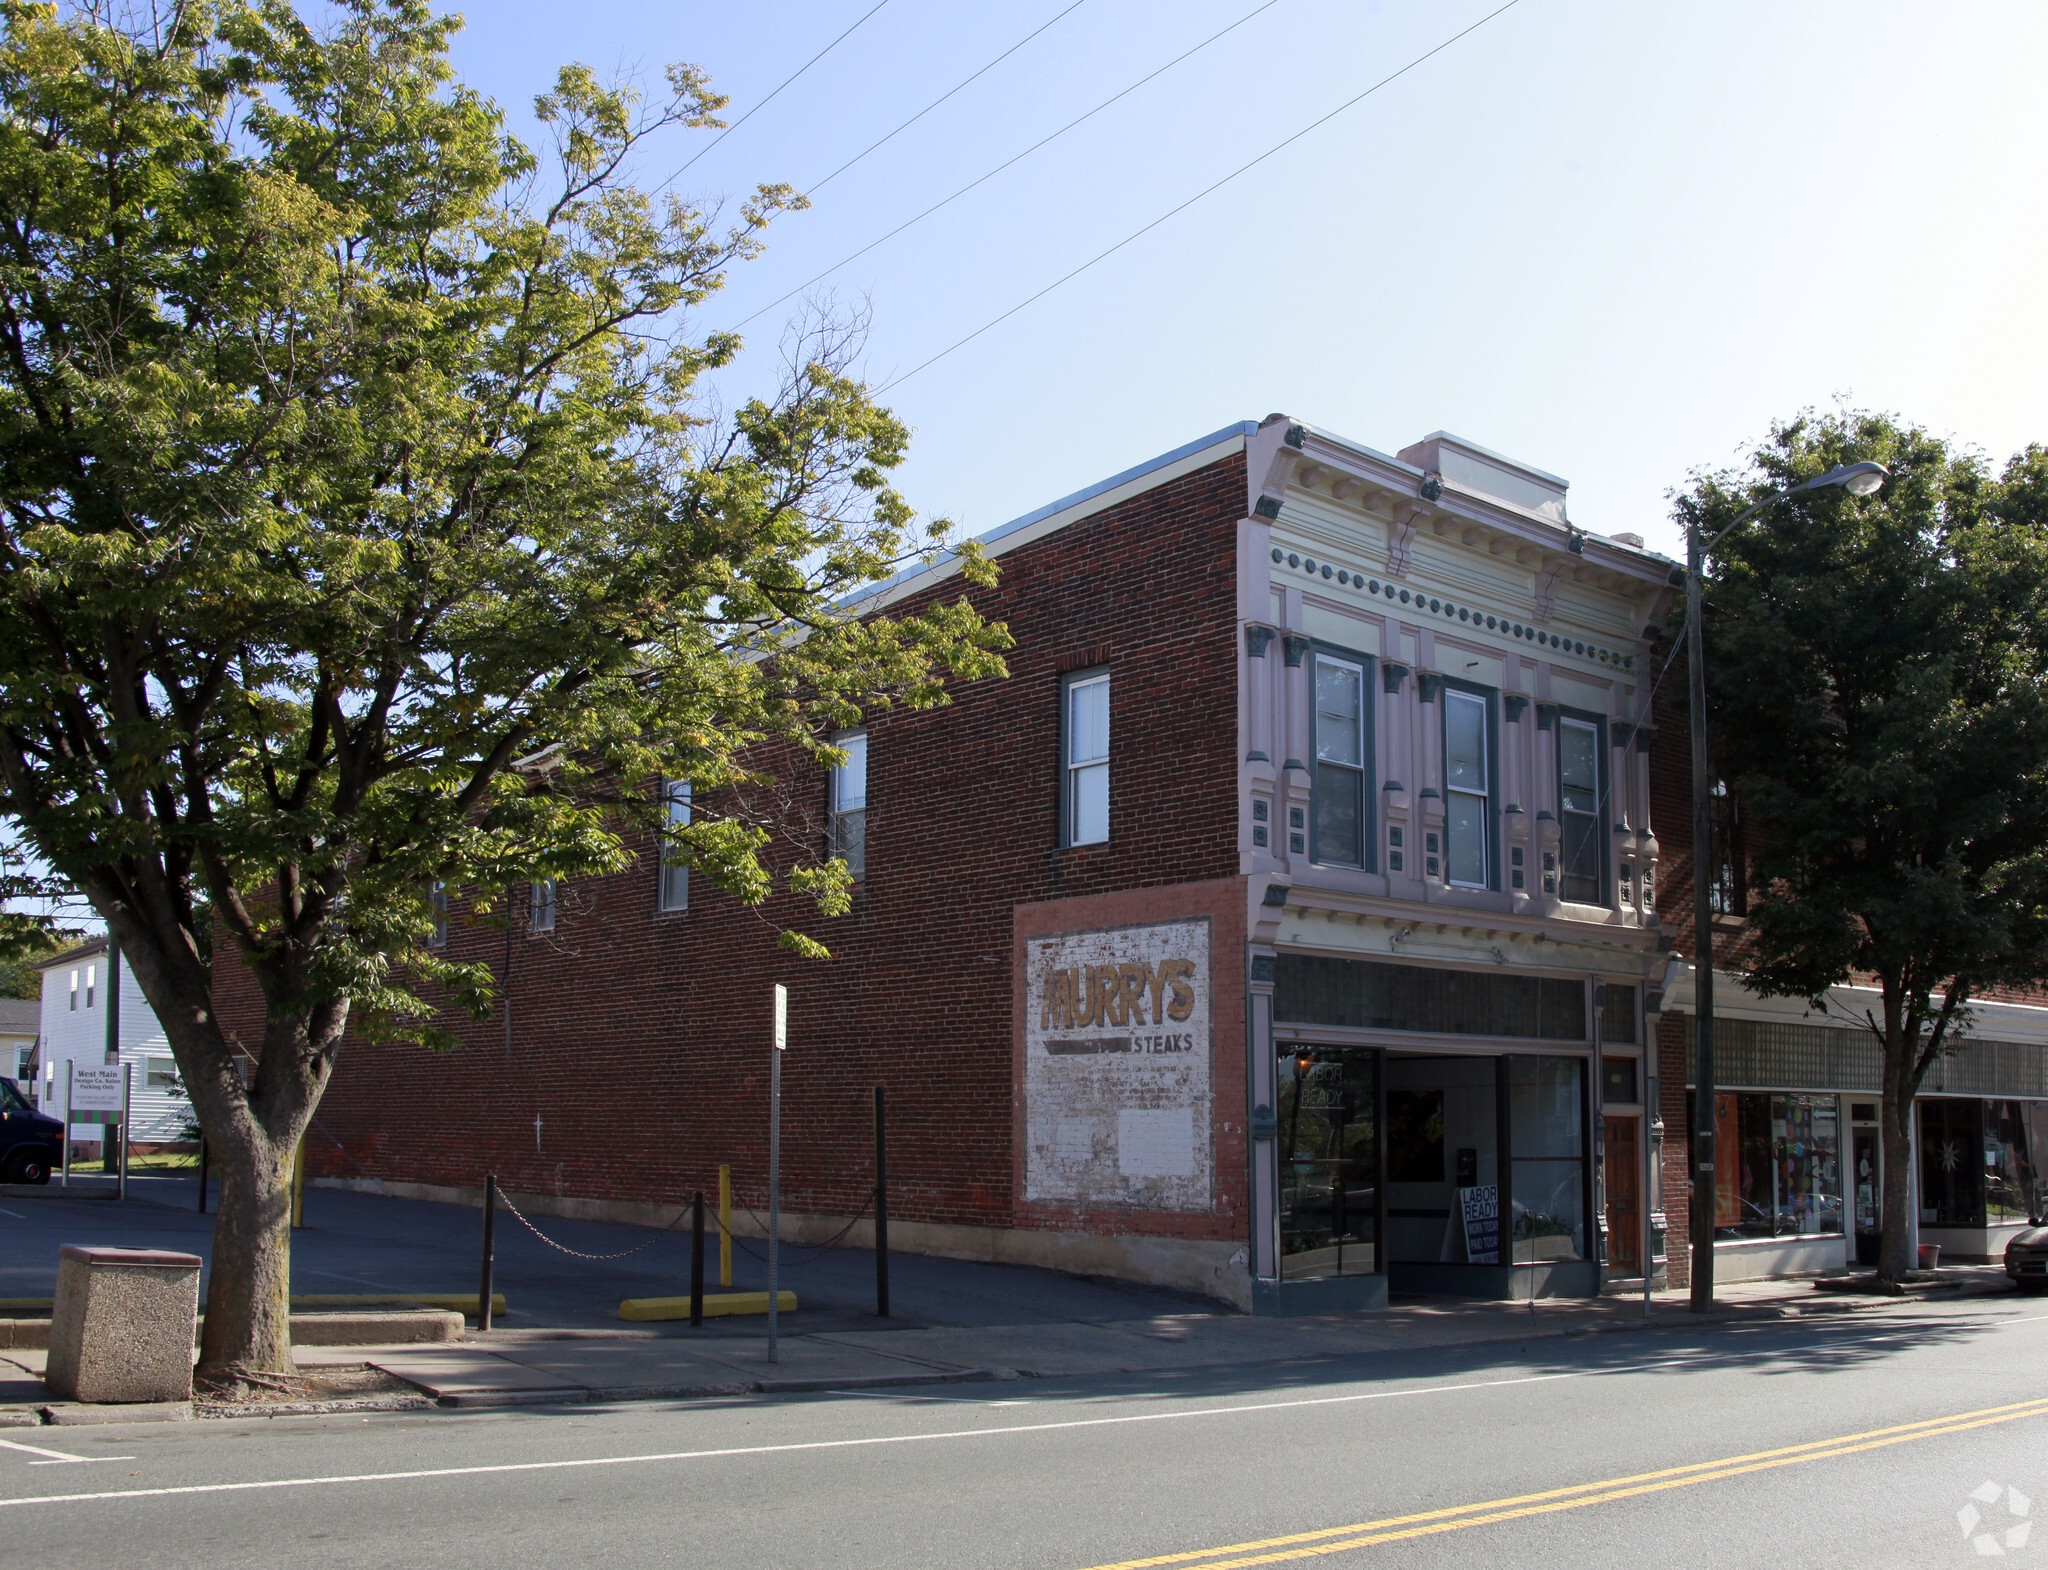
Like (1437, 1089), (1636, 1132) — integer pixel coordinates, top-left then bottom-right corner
(0, 1440), (133, 1465)
(0, 1207), (26, 1219)
(4, 1308), (2046, 1511)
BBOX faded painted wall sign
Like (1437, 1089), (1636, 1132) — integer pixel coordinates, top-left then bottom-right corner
(1025, 919), (1211, 1211)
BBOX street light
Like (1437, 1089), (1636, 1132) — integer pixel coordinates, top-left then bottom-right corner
(1686, 458), (1889, 1313)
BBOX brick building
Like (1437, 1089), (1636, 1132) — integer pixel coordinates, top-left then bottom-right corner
(263, 412), (2047, 1309)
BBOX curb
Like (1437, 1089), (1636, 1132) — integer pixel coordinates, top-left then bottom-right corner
(430, 1366), (1014, 1409)
(43, 1400), (193, 1425)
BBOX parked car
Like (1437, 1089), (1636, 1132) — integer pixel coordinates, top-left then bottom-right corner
(2006, 1224), (2048, 1294)
(1, 1076), (61, 1183)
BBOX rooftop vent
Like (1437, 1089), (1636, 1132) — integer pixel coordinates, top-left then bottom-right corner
(1397, 433), (1567, 524)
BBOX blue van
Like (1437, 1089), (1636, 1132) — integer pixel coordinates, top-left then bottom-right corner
(1, 1077), (61, 1183)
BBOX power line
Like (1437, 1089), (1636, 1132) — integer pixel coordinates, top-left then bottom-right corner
(875, 0), (1523, 394)
(733, 0), (1285, 331)
(810, 0), (1092, 196)
(654, 0), (893, 197)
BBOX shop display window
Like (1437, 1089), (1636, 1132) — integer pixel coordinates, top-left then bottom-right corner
(1706, 1092), (1841, 1239)
(1277, 1047), (1379, 1279)
(1508, 1055), (1584, 1261)
(1921, 1098), (2048, 1228)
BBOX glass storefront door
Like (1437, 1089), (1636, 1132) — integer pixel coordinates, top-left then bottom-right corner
(1276, 1047), (1379, 1279)
(1604, 1116), (1639, 1275)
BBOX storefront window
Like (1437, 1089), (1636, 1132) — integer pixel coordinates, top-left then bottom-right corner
(1989, 1101), (2048, 1223)
(1709, 1092), (1841, 1239)
(1923, 1098), (2048, 1228)
(1277, 1047), (1378, 1279)
(1508, 1055), (1584, 1262)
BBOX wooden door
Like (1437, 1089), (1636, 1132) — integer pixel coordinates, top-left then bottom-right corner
(1604, 1116), (1640, 1273)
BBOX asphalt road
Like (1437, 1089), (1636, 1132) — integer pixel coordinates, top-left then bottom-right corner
(4, 1294), (2046, 1570)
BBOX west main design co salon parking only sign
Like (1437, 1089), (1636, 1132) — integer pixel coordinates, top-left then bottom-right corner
(1024, 919), (1212, 1212)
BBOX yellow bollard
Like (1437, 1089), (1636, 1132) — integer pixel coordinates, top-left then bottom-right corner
(291, 1137), (306, 1229)
(719, 1163), (732, 1287)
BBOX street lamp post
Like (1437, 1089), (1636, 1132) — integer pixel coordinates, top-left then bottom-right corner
(1686, 460), (1886, 1313)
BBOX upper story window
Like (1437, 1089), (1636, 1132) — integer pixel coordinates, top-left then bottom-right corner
(830, 732), (867, 882)
(1558, 715), (1604, 904)
(530, 879), (557, 933)
(1312, 653), (1368, 868)
(1063, 671), (1109, 847)
(1708, 777), (1743, 916)
(1443, 689), (1492, 889)
(428, 882), (448, 948)
(658, 778), (691, 912)
(85, 963), (95, 1009)
(68, 969), (77, 1011)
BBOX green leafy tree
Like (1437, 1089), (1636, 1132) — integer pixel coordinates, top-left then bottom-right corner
(0, 0), (1008, 1387)
(0, 911), (79, 999)
(1682, 410), (2048, 1284)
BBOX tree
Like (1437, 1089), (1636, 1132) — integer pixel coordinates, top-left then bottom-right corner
(0, 0), (1009, 1387)
(1681, 410), (2048, 1285)
(0, 911), (79, 999)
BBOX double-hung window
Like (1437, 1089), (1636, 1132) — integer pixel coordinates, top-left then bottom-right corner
(829, 732), (867, 881)
(1443, 689), (1493, 888)
(1707, 777), (1742, 915)
(1312, 653), (1367, 867)
(1063, 672), (1109, 846)
(530, 879), (557, 933)
(1557, 716), (1604, 903)
(428, 882), (448, 947)
(657, 779), (691, 912)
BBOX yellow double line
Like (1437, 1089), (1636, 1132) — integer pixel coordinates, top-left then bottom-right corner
(1076, 1395), (2048, 1569)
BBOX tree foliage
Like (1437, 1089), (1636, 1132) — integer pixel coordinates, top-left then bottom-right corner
(0, 0), (1009, 1379)
(1682, 409), (2048, 1275)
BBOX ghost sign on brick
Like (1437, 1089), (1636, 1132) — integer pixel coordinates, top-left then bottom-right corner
(1024, 919), (1211, 1212)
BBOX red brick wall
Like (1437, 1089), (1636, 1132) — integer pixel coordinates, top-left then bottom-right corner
(220, 452), (1251, 1237)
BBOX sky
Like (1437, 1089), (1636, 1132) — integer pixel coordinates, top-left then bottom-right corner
(439, 0), (2048, 560)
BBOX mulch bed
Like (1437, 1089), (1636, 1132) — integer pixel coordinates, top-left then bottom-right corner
(195, 1363), (436, 1418)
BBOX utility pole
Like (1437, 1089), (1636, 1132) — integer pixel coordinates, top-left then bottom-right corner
(768, 983), (786, 1364)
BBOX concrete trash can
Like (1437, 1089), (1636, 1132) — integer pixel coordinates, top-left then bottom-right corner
(45, 1245), (202, 1404)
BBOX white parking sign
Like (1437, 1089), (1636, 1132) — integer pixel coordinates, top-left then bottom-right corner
(70, 1065), (126, 1112)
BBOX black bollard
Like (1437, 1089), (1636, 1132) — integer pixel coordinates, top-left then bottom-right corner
(478, 1173), (497, 1332)
(874, 1086), (890, 1318)
(690, 1190), (705, 1328)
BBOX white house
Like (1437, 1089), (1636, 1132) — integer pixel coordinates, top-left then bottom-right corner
(35, 937), (188, 1146)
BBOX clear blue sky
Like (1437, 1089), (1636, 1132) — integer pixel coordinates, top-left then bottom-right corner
(448, 2), (2044, 553)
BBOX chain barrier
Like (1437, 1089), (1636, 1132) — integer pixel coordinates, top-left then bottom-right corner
(717, 1185), (877, 1265)
(493, 1185), (691, 1260)
(298, 1128), (880, 1272)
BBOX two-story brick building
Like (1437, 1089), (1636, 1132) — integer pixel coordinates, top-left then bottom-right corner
(277, 412), (1713, 1312)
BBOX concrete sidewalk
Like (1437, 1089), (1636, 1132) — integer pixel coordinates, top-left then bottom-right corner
(319, 1269), (2015, 1408)
(3, 1176), (2026, 1416)
(257, 1267), (2037, 1408)
(0, 1267), (2017, 1416)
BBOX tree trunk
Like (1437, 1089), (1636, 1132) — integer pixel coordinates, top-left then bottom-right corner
(1877, 1071), (1916, 1285)
(104, 916), (337, 1388)
(196, 1126), (298, 1382)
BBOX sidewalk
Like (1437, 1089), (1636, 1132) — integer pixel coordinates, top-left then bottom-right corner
(4, 1266), (2012, 1417)
(1, 1178), (2024, 1417)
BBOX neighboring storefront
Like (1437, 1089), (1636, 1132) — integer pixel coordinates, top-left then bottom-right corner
(1666, 980), (2048, 1279)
